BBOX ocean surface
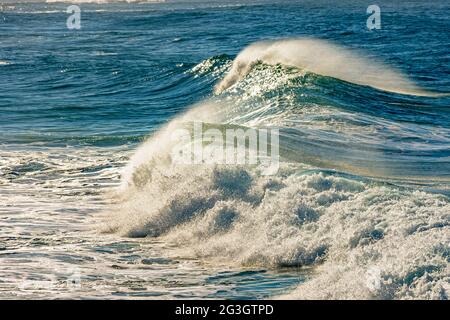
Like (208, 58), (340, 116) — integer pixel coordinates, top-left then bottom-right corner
(0, 0), (449, 299)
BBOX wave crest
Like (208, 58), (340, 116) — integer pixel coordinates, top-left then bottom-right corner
(215, 38), (438, 96)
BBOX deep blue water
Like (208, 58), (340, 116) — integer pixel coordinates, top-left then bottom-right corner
(1, 0), (449, 146)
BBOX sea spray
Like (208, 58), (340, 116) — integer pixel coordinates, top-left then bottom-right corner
(109, 38), (450, 300)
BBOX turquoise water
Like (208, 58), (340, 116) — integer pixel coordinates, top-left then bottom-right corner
(0, 0), (449, 299)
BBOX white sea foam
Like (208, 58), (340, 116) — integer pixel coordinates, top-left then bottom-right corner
(215, 38), (439, 96)
(108, 156), (449, 299)
(109, 101), (449, 299)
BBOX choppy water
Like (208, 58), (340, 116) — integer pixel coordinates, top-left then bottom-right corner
(0, 0), (449, 299)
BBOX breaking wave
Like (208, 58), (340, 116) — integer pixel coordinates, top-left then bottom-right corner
(215, 38), (443, 97)
(105, 38), (450, 300)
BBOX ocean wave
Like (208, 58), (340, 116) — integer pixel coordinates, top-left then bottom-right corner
(45, 0), (165, 3)
(107, 38), (450, 299)
(189, 55), (232, 79)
